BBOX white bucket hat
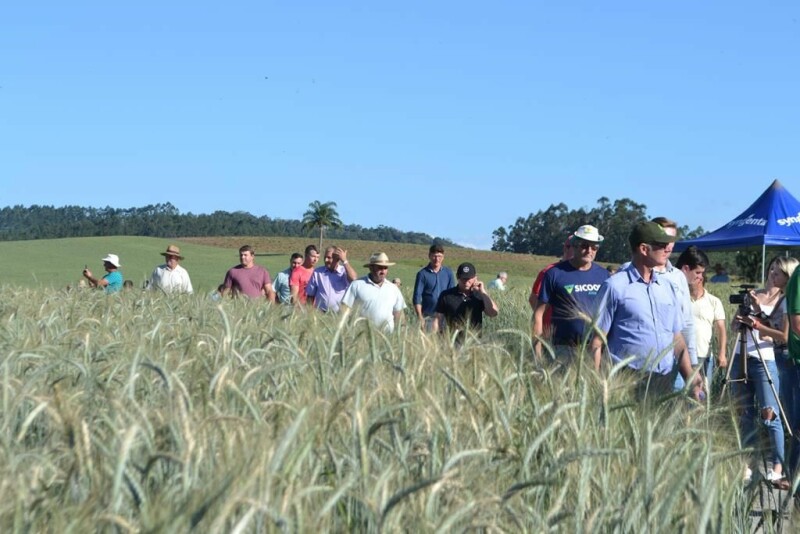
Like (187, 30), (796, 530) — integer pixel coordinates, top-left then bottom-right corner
(102, 253), (121, 267)
(572, 225), (604, 243)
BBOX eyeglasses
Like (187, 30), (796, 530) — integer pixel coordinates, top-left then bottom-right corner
(575, 240), (599, 250)
(648, 242), (669, 250)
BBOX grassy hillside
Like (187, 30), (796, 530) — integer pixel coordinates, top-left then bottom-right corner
(0, 236), (564, 293)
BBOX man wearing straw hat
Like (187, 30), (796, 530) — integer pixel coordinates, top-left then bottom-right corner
(341, 252), (406, 332)
(82, 253), (123, 294)
(148, 244), (194, 294)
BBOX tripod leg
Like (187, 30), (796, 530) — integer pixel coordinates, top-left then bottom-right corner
(747, 328), (793, 438)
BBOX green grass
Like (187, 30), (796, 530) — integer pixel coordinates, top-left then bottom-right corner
(0, 236), (564, 294)
(0, 284), (772, 532)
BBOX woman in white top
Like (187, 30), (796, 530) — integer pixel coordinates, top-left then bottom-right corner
(731, 256), (797, 488)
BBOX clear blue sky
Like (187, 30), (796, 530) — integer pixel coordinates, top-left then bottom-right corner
(2, 2), (798, 249)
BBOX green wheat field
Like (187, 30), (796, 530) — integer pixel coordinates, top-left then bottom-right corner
(0, 236), (786, 532)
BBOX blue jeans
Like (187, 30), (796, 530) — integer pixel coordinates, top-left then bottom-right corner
(731, 355), (785, 468)
(776, 350), (800, 473)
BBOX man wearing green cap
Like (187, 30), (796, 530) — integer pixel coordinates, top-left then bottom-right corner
(591, 221), (704, 401)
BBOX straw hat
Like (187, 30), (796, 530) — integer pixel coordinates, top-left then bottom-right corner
(364, 252), (396, 268)
(161, 244), (184, 260)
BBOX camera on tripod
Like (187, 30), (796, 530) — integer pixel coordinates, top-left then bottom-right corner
(729, 284), (768, 325)
(728, 284), (756, 307)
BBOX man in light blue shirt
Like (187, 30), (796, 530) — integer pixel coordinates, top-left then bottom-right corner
(591, 222), (704, 401)
(273, 253), (303, 304)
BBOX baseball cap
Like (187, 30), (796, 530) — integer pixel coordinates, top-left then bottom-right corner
(456, 262), (477, 279)
(628, 221), (678, 249)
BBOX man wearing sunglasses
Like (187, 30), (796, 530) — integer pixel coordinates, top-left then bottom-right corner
(533, 225), (609, 364)
(591, 222), (704, 401)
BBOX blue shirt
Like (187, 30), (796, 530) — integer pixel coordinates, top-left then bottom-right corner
(539, 261), (609, 344)
(412, 265), (455, 316)
(595, 262), (683, 374)
(103, 271), (123, 294)
(273, 268), (292, 304)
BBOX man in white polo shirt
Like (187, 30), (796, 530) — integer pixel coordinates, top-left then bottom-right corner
(341, 252), (406, 332)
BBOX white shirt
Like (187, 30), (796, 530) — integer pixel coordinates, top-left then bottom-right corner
(341, 276), (406, 332)
(149, 263), (194, 294)
(691, 289), (725, 359)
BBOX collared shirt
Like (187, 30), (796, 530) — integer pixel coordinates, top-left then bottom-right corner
(596, 262), (683, 375)
(342, 276), (406, 332)
(149, 263), (193, 294)
(413, 265), (455, 316)
(273, 268), (292, 304)
(488, 278), (506, 291)
(306, 264), (350, 312)
(619, 259), (697, 364)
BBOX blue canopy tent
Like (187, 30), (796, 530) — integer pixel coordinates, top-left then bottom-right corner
(674, 180), (800, 283)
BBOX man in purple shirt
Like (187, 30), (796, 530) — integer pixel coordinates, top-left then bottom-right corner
(222, 245), (275, 300)
(306, 245), (358, 312)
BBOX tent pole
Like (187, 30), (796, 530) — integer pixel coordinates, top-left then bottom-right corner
(761, 244), (766, 286)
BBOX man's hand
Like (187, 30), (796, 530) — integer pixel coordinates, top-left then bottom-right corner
(690, 375), (706, 402)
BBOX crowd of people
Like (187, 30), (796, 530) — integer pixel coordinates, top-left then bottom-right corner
(80, 220), (800, 489)
(80, 242), (500, 338)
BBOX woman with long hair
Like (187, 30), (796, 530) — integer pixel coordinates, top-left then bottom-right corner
(732, 256), (798, 489)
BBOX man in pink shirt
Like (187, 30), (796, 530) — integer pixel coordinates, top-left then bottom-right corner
(222, 245), (275, 300)
(290, 244), (319, 305)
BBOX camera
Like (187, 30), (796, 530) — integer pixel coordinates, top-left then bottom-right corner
(729, 284), (756, 307)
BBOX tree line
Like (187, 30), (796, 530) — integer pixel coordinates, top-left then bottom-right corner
(0, 203), (456, 246)
(492, 197), (706, 263)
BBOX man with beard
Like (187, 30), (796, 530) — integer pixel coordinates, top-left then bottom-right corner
(341, 252), (406, 332)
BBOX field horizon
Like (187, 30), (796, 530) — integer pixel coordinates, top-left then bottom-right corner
(0, 235), (576, 293)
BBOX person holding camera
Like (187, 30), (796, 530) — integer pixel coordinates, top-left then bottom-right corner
(82, 254), (123, 294)
(730, 256), (797, 488)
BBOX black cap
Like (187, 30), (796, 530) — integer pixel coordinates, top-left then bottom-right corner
(456, 262), (477, 279)
(628, 221), (678, 249)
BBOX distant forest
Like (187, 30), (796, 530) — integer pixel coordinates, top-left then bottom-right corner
(0, 203), (455, 246)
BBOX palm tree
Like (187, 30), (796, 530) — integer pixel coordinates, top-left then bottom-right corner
(302, 200), (343, 250)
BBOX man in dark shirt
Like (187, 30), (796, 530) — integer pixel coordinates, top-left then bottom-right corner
(436, 262), (499, 341)
(533, 225), (609, 363)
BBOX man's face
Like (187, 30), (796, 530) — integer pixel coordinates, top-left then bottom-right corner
(290, 256), (303, 270)
(572, 238), (599, 265)
(369, 264), (389, 284)
(305, 250), (319, 268)
(457, 276), (476, 292)
(240, 250), (255, 268)
(429, 251), (444, 268)
(644, 242), (671, 268)
(681, 265), (705, 288)
(323, 249), (336, 269)
(103, 261), (114, 272)
(165, 255), (180, 270)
